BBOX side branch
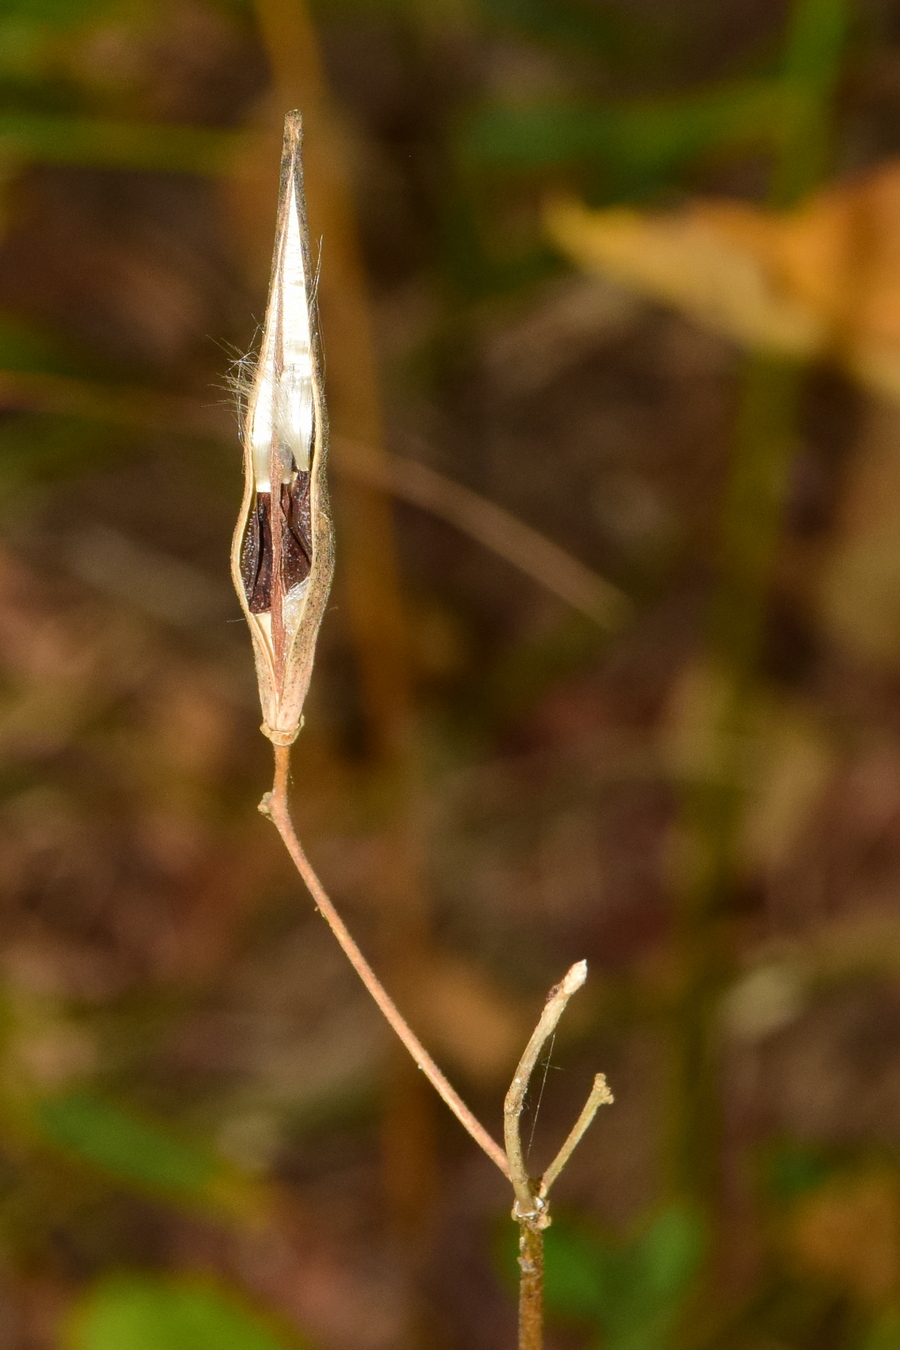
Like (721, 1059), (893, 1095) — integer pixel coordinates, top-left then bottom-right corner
(264, 744), (509, 1177)
(540, 1073), (613, 1199)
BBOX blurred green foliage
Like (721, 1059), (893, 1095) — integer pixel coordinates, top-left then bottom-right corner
(478, 0), (656, 62)
(38, 1092), (227, 1206)
(64, 1275), (301, 1350)
(0, 0), (242, 172)
(864, 1309), (900, 1350)
(501, 1206), (705, 1350)
(460, 82), (784, 181)
(767, 1143), (836, 1203)
(544, 1207), (705, 1350)
(450, 0), (850, 293)
(0, 113), (240, 173)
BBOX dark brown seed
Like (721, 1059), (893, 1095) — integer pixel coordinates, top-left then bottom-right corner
(240, 468), (312, 615)
(241, 492), (273, 613)
(281, 470), (312, 591)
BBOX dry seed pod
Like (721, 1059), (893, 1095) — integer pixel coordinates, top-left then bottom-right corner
(231, 112), (334, 745)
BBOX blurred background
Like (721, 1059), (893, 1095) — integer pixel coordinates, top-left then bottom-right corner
(4, 0), (900, 1347)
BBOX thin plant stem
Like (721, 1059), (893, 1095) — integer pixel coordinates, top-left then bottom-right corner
(517, 1225), (544, 1350)
(335, 435), (630, 630)
(265, 743), (510, 1177)
(539, 1073), (613, 1199)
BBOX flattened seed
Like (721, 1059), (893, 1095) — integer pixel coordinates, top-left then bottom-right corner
(242, 493), (273, 614)
(283, 470), (312, 589)
(239, 470), (312, 615)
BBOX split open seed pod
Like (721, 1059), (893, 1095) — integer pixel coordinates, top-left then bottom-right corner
(231, 112), (334, 746)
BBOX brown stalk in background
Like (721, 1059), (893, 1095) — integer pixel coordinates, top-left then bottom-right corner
(235, 111), (613, 1350)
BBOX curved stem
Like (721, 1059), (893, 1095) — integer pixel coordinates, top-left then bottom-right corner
(265, 744), (509, 1177)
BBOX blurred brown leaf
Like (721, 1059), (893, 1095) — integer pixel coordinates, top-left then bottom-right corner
(413, 952), (528, 1086)
(546, 161), (900, 401)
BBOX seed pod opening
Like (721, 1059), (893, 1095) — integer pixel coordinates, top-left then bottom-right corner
(230, 112), (334, 746)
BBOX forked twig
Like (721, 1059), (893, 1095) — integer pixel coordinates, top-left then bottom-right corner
(503, 961), (613, 1350)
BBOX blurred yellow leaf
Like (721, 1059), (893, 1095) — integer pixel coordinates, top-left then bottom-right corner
(739, 703), (833, 875)
(784, 1168), (900, 1304)
(546, 161), (900, 401)
(805, 908), (900, 983)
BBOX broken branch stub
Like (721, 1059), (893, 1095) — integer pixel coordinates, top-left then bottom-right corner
(231, 112), (335, 746)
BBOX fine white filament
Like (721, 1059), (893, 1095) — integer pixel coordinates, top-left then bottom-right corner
(248, 180), (314, 491)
